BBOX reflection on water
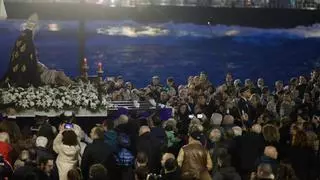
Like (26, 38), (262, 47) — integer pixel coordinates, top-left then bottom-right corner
(0, 20), (320, 87)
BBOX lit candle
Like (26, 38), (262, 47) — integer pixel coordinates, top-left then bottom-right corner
(98, 62), (102, 72)
(83, 58), (87, 65)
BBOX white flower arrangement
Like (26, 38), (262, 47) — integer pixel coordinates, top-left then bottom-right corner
(0, 84), (113, 112)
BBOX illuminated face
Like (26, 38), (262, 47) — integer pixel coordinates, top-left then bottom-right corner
(225, 73), (233, 84)
(41, 160), (54, 175)
(152, 78), (160, 85)
(257, 78), (264, 87)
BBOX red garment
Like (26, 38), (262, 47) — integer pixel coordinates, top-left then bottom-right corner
(0, 141), (13, 164)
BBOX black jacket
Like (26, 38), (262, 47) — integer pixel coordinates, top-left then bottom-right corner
(289, 146), (318, 180)
(161, 169), (181, 180)
(236, 132), (265, 172)
(137, 132), (162, 173)
(81, 139), (113, 180)
(212, 167), (241, 180)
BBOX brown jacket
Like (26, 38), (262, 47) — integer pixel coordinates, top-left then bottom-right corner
(177, 141), (212, 178)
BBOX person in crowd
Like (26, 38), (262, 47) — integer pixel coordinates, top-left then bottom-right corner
(89, 164), (108, 180)
(262, 124), (282, 157)
(67, 168), (82, 180)
(102, 119), (118, 152)
(289, 130), (318, 180)
(237, 86), (253, 127)
(135, 151), (149, 169)
(14, 149), (29, 170)
(113, 132), (135, 180)
(177, 130), (212, 179)
(0, 132), (13, 165)
(256, 146), (279, 178)
(53, 128), (80, 180)
(37, 156), (55, 180)
(134, 166), (149, 180)
(0, 153), (13, 180)
(163, 119), (181, 156)
(160, 153), (181, 180)
(212, 148), (241, 180)
(236, 124), (264, 180)
(251, 163), (275, 180)
(137, 126), (162, 173)
(12, 148), (39, 180)
(35, 136), (53, 163)
(81, 126), (113, 180)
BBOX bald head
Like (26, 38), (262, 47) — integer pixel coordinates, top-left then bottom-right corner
(139, 126), (150, 136)
(252, 124), (262, 134)
(264, 146), (278, 160)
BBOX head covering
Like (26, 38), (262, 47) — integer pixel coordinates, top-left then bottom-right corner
(210, 113), (223, 126)
(36, 136), (48, 148)
(152, 76), (159, 79)
(190, 131), (203, 141)
(25, 13), (39, 31)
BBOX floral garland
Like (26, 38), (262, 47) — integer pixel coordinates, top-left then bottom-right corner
(0, 83), (113, 112)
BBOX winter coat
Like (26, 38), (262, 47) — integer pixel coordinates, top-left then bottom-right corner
(53, 132), (80, 180)
(0, 141), (13, 164)
(212, 167), (241, 180)
(81, 139), (113, 180)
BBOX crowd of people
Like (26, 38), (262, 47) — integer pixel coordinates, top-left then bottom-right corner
(0, 69), (320, 180)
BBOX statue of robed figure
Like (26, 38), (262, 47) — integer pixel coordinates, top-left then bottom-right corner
(1, 13), (41, 87)
(1, 13), (73, 87)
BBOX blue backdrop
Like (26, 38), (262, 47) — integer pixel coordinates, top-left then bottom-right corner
(0, 20), (319, 87)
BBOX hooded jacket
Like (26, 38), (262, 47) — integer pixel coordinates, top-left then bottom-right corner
(53, 132), (80, 180)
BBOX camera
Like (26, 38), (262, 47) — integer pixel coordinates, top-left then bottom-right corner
(188, 114), (195, 119)
(64, 123), (74, 129)
(197, 114), (204, 119)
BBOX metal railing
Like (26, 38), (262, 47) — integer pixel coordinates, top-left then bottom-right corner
(4, 0), (320, 9)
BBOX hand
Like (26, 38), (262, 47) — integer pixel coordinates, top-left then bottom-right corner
(59, 123), (65, 132)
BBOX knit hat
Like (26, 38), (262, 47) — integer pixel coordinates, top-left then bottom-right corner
(190, 131), (203, 141)
(36, 136), (48, 148)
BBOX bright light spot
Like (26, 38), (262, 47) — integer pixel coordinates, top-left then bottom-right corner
(96, 0), (104, 4)
(48, 23), (60, 31)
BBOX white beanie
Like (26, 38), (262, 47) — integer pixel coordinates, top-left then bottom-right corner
(210, 113), (223, 126)
(36, 136), (48, 148)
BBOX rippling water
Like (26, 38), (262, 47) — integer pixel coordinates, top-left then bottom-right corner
(0, 20), (320, 87)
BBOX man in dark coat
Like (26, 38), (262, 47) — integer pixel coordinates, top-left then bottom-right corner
(1, 13), (41, 87)
(160, 153), (181, 180)
(81, 126), (113, 180)
(212, 148), (241, 180)
(136, 126), (162, 173)
(236, 125), (265, 179)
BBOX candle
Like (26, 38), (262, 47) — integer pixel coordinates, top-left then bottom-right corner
(83, 58), (87, 65)
(98, 62), (102, 71)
